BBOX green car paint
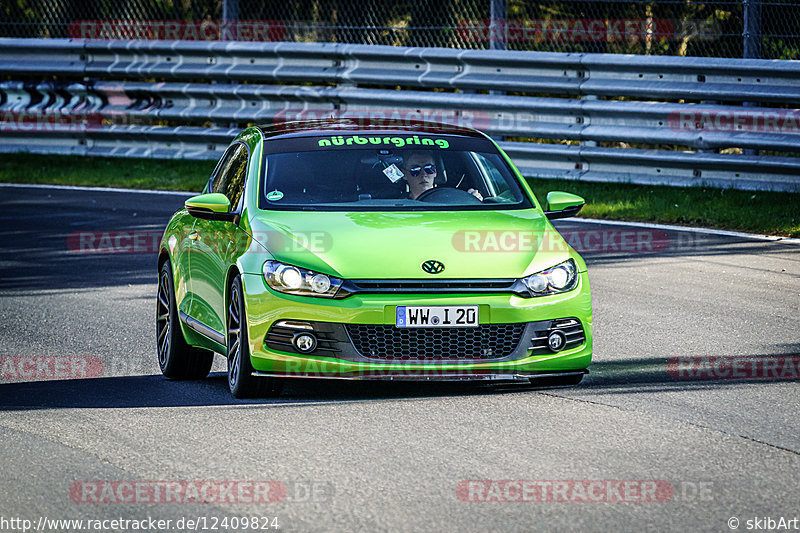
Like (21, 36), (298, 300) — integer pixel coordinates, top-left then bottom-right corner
(184, 192), (231, 213)
(158, 121), (593, 394)
(546, 191), (586, 212)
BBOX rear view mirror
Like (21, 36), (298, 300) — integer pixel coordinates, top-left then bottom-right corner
(545, 191), (585, 220)
(185, 193), (236, 222)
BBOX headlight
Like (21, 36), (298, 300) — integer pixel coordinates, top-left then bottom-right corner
(263, 261), (342, 298)
(521, 259), (578, 297)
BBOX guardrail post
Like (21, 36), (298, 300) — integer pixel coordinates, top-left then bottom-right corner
(580, 94), (596, 148)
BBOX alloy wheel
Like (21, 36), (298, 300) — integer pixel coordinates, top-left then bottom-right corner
(156, 270), (171, 368)
(227, 282), (242, 388)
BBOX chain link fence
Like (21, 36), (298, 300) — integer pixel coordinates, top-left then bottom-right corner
(1, 0), (799, 58)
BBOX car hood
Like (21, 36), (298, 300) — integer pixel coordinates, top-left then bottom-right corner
(247, 209), (579, 279)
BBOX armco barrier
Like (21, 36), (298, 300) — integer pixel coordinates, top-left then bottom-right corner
(1, 38), (799, 191)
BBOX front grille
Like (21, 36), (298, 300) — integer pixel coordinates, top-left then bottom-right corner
(350, 279), (515, 291)
(336, 279), (527, 297)
(345, 323), (526, 361)
(529, 318), (586, 354)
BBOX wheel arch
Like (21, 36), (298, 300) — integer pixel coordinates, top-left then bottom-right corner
(158, 247), (171, 272)
(225, 264), (242, 299)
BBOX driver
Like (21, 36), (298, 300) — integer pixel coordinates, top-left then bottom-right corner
(402, 151), (483, 201)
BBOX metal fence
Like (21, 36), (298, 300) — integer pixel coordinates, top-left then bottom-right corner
(1, 0), (800, 59)
(1, 38), (799, 191)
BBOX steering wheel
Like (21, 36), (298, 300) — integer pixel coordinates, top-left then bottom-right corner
(415, 187), (482, 205)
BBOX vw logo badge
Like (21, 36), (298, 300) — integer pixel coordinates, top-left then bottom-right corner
(421, 260), (445, 274)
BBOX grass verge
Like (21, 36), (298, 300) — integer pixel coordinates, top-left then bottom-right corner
(1, 153), (798, 237)
(0, 153), (214, 191)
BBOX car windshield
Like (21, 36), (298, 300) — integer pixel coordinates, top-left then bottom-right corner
(259, 133), (532, 211)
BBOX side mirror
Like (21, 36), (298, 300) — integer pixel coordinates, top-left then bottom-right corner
(185, 193), (236, 222)
(545, 191), (585, 220)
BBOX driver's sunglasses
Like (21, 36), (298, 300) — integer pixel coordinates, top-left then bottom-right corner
(408, 164), (436, 177)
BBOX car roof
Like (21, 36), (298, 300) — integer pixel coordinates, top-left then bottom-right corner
(254, 118), (486, 140)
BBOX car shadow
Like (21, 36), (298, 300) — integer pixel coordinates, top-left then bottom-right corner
(1, 349), (797, 411)
(577, 349), (800, 394)
(0, 372), (524, 410)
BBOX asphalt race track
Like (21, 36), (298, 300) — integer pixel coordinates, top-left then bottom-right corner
(1, 184), (799, 532)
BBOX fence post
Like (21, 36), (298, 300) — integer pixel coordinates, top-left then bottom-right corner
(489, 0), (507, 142)
(223, 0), (240, 38)
(222, 0), (240, 129)
(489, 0), (506, 51)
(743, 0), (762, 155)
(743, 0), (762, 59)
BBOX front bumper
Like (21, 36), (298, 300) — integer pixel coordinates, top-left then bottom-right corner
(240, 270), (593, 379)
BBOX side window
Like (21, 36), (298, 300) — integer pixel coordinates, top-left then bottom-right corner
(206, 146), (235, 193)
(210, 143), (248, 211)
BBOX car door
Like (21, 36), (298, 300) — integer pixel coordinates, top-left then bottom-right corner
(172, 212), (197, 319)
(187, 142), (250, 343)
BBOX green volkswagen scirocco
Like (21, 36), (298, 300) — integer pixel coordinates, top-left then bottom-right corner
(157, 119), (592, 397)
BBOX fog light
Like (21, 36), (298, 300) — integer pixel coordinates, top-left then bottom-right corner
(547, 330), (566, 352)
(292, 332), (318, 353)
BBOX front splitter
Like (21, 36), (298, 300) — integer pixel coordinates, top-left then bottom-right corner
(251, 370), (587, 382)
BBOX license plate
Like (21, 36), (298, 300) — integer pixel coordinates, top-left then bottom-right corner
(396, 305), (479, 328)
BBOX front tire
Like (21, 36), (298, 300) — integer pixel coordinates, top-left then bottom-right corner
(157, 260), (214, 379)
(227, 275), (278, 398)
